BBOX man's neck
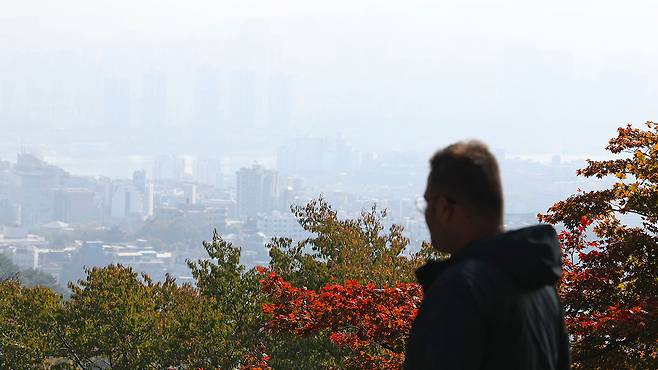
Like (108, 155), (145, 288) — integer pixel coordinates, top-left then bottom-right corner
(453, 223), (504, 254)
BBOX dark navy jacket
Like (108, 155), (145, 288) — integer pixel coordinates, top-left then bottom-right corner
(404, 225), (570, 370)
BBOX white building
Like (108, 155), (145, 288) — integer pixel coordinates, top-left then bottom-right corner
(0, 227), (48, 270)
(101, 244), (174, 280)
(256, 210), (310, 241)
(110, 182), (153, 220)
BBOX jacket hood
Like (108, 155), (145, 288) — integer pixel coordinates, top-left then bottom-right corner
(416, 224), (562, 291)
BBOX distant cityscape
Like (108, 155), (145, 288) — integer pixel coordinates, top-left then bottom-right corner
(0, 136), (611, 290)
(0, 15), (647, 291)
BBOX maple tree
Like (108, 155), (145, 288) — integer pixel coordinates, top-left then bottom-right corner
(10, 119), (658, 370)
(263, 197), (439, 369)
(258, 267), (422, 369)
(539, 121), (658, 369)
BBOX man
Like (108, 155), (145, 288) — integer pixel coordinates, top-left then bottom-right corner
(404, 141), (570, 370)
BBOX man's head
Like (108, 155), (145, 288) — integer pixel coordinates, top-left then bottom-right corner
(424, 140), (504, 254)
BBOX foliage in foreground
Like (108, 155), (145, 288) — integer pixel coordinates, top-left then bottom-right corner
(263, 199), (440, 369)
(259, 267), (422, 369)
(1, 123), (657, 369)
(539, 122), (658, 369)
(0, 197), (428, 369)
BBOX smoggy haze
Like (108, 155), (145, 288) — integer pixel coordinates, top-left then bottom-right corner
(2, 0), (657, 176)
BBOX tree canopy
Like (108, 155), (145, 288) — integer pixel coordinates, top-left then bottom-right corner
(539, 122), (658, 369)
(1, 123), (656, 369)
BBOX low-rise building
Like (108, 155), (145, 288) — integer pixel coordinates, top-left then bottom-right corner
(256, 210), (310, 241)
(0, 227), (48, 270)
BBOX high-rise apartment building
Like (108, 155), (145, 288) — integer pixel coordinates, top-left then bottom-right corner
(13, 153), (67, 227)
(236, 164), (279, 218)
(132, 170), (147, 192)
(53, 188), (95, 224)
(110, 181), (153, 220)
(195, 157), (222, 188)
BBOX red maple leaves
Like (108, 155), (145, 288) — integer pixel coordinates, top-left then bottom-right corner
(556, 216), (657, 366)
(257, 266), (422, 368)
(259, 214), (657, 368)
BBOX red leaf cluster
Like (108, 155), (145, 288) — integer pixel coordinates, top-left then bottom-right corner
(258, 268), (422, 368)
(556, 216), (657, 365)
(238, 351), (272, 370)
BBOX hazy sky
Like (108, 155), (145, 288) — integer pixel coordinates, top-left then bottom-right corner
(6, 0), (656, 45)
(2, 0), (658, 175)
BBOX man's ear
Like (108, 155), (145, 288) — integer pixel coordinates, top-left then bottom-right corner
(439, 196), (454, 223)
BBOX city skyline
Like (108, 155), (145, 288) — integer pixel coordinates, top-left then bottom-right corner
(2, 2), (658, 170)
(0, 0), (653, 289)
(0, 139), (606, 287)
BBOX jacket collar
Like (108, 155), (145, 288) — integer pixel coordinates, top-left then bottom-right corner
(414, 225), (562, 292)
(415, 259), (452, 293)
(414, 236), (491, 292)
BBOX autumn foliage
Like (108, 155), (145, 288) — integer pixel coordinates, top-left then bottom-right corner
(552, 216), (656, 367)
(258, 266), (422, 369)
(540, 122), (658, 369)
(1, 123), (657, 369)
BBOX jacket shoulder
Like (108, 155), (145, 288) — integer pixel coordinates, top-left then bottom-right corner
(432, 258), (507, 292)
(425, 259), (505, 314)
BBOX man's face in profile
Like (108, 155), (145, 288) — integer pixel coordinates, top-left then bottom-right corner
(423, 176), (460, 254)
(424, 180), (444, 252)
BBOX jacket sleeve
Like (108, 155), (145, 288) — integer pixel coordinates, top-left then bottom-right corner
(405, 271), (486, 370)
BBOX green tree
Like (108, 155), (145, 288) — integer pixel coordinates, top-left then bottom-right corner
(149, 275), (230, 368)
(187, 230), (266, 369)
(0, 197), (439, 369)
(58, 265), (160, 369)
(268, 197), (438, 291)
(0, 279), (62, 370)
(51, 262), (257, 369)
